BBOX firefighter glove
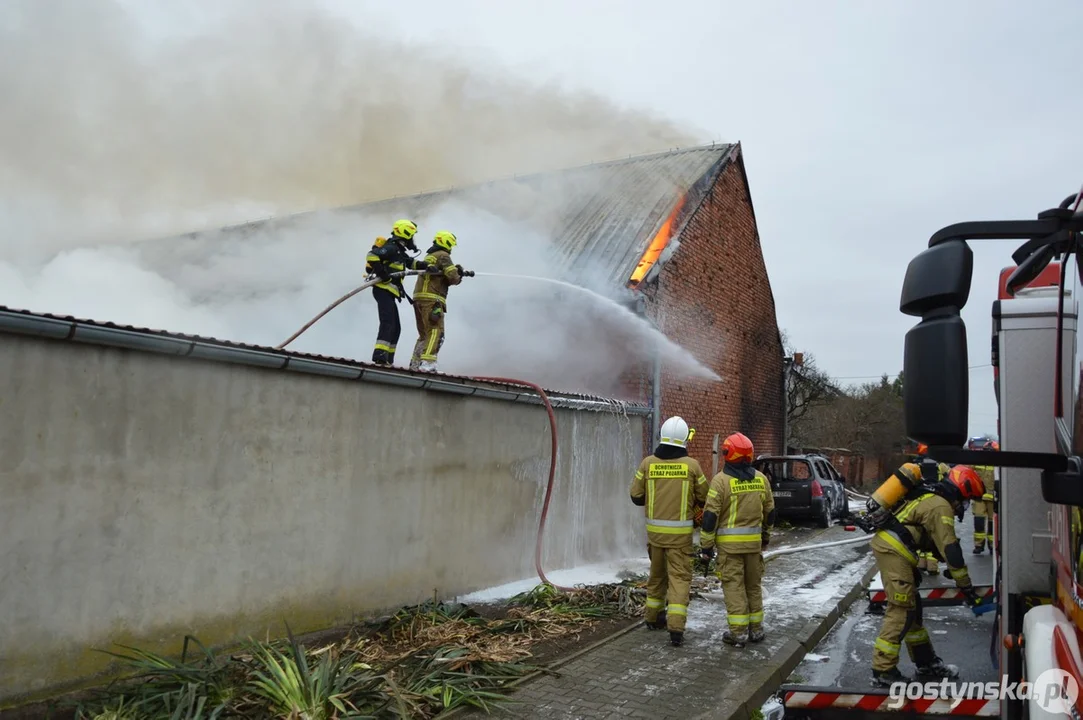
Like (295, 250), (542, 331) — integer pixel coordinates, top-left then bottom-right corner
(761, 535), (770, 549)
(375, 265), (392, 281)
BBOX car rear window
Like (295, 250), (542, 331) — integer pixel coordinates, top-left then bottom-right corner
(756, 459), (812, 482)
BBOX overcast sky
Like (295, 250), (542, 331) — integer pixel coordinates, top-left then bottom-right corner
(18, 0), (1083, 440)
(310, 0), (1082, 438)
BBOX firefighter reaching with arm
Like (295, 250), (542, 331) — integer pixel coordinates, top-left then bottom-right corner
(868, 464), (987, 687)
(698, 432), (776, 648)
(365, 219), (431, 367)
(409, 230), (474, 372)
(629, 416), (709, 648)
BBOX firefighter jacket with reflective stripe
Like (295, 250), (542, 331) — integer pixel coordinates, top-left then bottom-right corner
(974, 465), (996, 502)
(365, 239), (428, 298)
(700, 466), (775, 554)
(630, 455), (709, 548)
(412, 248), (461, 305)
(870, 492), (973, 587)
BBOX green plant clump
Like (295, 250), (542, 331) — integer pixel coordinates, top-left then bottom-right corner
(70, 584), (643, 720)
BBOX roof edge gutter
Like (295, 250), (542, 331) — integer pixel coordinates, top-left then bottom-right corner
(0, 309), (651, 417)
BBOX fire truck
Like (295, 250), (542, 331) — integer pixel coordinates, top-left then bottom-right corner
(777, 186), (1083, 720)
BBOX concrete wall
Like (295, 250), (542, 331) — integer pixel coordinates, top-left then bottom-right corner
(0, 333), (646, 706)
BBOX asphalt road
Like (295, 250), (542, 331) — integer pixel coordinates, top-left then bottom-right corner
(786, 512), (1000, 688)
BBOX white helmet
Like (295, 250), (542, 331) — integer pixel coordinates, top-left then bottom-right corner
(659, 416), (693, 448)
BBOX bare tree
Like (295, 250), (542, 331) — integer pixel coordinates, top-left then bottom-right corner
(781, 330), (841, 448)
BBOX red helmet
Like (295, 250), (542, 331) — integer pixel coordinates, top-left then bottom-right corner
(722, 432), (754, 464)
(945, 465), (984, 500)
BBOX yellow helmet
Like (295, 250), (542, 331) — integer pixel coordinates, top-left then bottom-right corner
(433, 230), (457, 251)
(391, 219), (418, 241)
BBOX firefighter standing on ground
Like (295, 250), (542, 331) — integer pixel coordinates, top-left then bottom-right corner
(409, 231), (474, 372)
(869, 464), (987, 687)
(698, 432), (776, 648)
(971, 443), (997, 554)
(365, 219), (431, 366)
(629, 416), (709, 647)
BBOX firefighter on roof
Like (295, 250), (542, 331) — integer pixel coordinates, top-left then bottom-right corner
(698, 432), (776, 648)
(971, 443), (997, 554)
(409, 230), (474, 372)
(629, 416), (709, 648)
(869, 464), (986, 687)
(365, 219), (431, 366)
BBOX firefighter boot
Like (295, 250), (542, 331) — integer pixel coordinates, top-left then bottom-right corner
(670, 631), (683, 647)
(372, 348), (392, 366)
(915, 657), (959, 680)
(645, 610), (667, 630)
(871, 667), (911, 688)
(748, 627), (765, 643)
(722, 630), (747, 648)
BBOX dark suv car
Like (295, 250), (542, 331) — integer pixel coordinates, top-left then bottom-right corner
(752, 453), (848, 528)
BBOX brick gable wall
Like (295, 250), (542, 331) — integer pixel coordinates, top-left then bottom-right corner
(630, 150), (784, 471)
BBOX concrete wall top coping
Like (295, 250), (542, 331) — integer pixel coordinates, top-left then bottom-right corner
(0, 305), (651, 416)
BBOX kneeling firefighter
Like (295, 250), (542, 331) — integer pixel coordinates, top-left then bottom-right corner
(629, 417), (709, 647)
(866, 464), (986, 687)
(698, 432), (775, 648)
(409, 230), (474, 372)
(365, 219), (431, 366)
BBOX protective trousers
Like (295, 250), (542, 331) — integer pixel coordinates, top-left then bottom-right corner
(872, 549), (936, 673)
(372, 287), (401, 366)
(645, 544), (693, 632)
(972, 500), (994, 551)
(410, 300), (445, 370)
(718, 551), (764, 635)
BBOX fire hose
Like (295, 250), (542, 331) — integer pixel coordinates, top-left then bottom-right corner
(472, 377), (575, 594)
(276, 269), (428, 350)
(275, 275), (576, 593)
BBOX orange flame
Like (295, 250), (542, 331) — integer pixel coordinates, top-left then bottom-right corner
(628, 195), (687, 288)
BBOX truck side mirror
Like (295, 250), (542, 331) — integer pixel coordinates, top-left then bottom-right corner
(900, 240), (973, 448)
(1043, 459), (1083, 507)
(900, 239), (973, 316)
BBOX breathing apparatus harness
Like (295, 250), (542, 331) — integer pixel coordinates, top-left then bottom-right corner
(849, 462), (963, 552)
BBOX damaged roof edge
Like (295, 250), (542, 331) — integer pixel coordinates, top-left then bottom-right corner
(0, 307), (650, 417)
(635, 144), (740, 287)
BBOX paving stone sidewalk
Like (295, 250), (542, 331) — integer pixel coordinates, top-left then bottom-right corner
(461, 526), (875, 720)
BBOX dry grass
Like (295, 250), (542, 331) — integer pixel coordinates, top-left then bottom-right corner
(68, 582), (645, 720)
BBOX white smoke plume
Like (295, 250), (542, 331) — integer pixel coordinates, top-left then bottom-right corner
(0, 0), (721, 396)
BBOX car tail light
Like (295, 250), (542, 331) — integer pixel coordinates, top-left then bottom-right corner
(811, 480), (824, 497)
